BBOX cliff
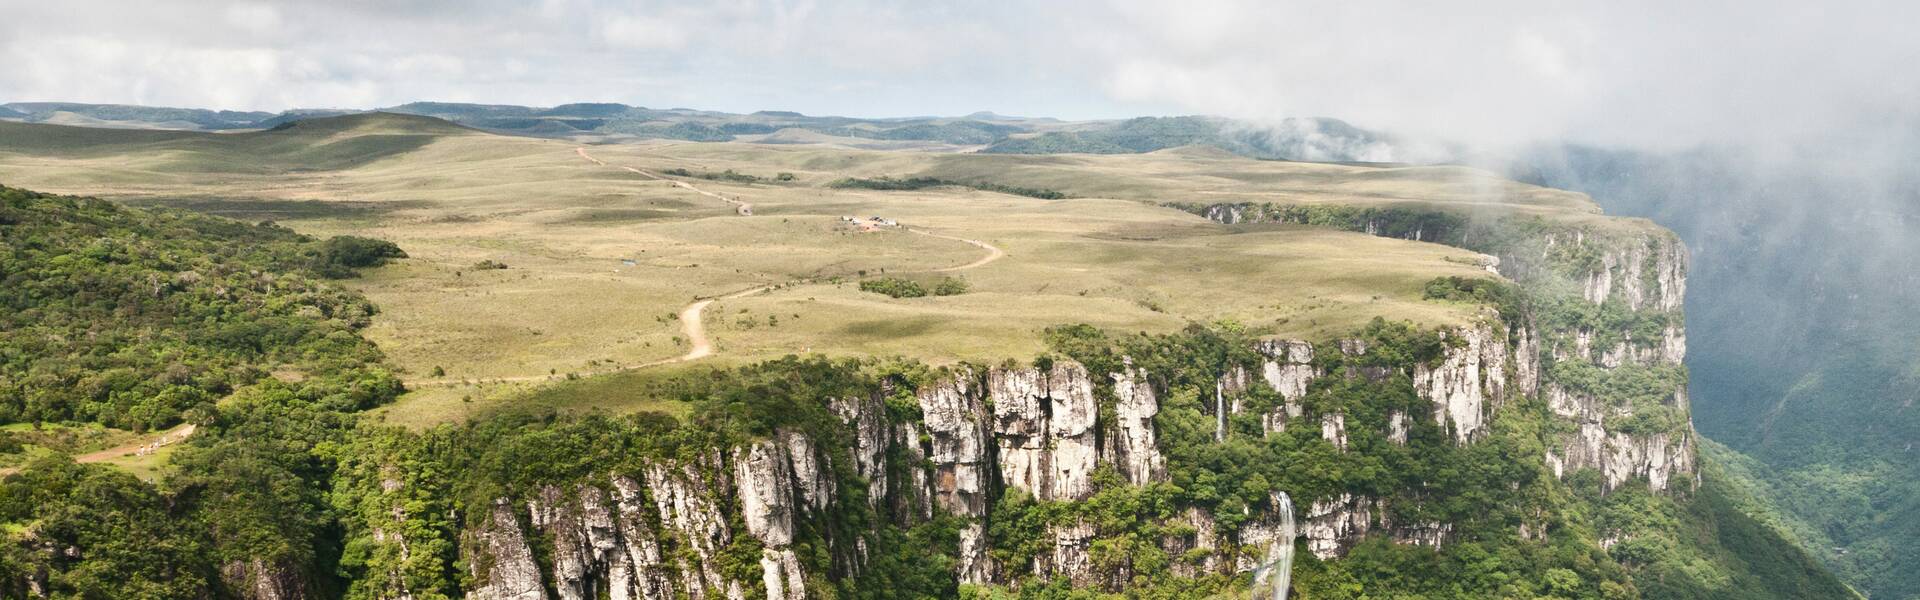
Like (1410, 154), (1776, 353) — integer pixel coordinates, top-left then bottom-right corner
(1188, 201), (1698, 494)
(314, 200), (1712, 598)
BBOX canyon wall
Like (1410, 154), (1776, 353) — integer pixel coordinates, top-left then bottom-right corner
(339, 202), (1698, 599)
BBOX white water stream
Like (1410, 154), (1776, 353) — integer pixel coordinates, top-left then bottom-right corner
(1250, 491), (1297, 599)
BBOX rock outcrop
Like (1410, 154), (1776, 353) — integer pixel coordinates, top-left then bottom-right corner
(918, 375), (991, 517)
(1547, 386), (1697, 491)
(468, 501), (546, 600)
(1412, 321), (1510, 444)
(1192, 201), (1698, 495)
(1255, 340), (1316, 433)
(645, 455), (742, 600)
(735, 440), (808, 600)
(1532, 232), (1696, 492)
(220, 559), (304, 600)
(1104, 363), (1167, 484)
(990, 363), (1101, 501)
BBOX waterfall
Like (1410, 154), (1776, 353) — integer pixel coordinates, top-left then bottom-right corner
(1251, 492), (1297, 599)
(1215, 381), (1226, 442)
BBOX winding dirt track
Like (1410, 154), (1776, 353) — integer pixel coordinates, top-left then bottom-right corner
(915, 229), (1006, 272)
(576, 147), (752, 215)
(0, 423), (195, 476)
(403, 149), (1006, 387)
(664, 284), (771, 363)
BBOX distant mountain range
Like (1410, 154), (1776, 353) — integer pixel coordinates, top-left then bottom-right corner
(0, 101), (1430, 162)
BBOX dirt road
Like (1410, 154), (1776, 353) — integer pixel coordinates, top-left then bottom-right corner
(0, 423), (195, 477)
(402, 161), (1009, 388)
(576, 147), (754, 215)
(402, 283), (770, 388)
(914, 229), (1006, 271)
(668, 284), (772, 362)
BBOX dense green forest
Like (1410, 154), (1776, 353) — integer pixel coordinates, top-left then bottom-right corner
(0, 185), (407, 597)
(0, 185), (404, 430)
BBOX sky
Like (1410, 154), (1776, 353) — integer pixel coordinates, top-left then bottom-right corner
(4, 0), (1920, 150)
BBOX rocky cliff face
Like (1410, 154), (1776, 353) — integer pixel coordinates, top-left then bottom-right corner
(988, 363), (1101, 501)
(444, 362), (1180, 597)
(1105, 362), (1167, 485)
(1190, 201), (1698, 494)
(1523, 230), (1697, 492)
(431, 207), (1697, 598)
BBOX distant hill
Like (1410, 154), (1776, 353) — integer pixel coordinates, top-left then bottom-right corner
(1, 102), (273, 130)
(262, 111), (480, 136)
(0, 100), (1407, 162)
(252, 108), (361, 129)
(0, 112), (476, 172)
(982, 115), (1401, 161)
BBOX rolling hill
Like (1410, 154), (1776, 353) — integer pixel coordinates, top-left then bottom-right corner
(0, 101), (1414, 162)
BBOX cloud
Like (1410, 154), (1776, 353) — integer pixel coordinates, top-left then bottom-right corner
(1033, 1), (1920, 150)
(1, 0), (1917, 152)
(223, 3), (283, 31)
(598, 14), (692, 50)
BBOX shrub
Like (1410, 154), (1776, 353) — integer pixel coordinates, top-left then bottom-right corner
(827, 176), (1068, 199)
(859, 277), (927, 298)
(932, 277), (969, 296)
(314, 235), (407, 278)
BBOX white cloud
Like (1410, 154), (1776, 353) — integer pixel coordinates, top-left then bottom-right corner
(597, 14), (691, 50)
(0, 0), (1916, 151)
(223, 2), (283, 32)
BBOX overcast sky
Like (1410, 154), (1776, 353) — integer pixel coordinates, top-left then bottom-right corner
(4, 0), (1919, 149)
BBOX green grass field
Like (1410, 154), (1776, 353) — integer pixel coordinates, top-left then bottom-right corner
(0, 114), (1599, 427)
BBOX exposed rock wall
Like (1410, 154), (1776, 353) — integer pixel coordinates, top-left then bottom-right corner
(1105, 362), (1167, 484)
(914, 373), (995, 584)
(1412, 321), (1510, 443)
(450, 362), (1180, 597)
(736, 440), (807, 600)
(459, 439), (826, 600)
(1254, 339), (1315, 433)
(220, 559), (305, 600)
(1191, 201), (1698, 494)
(989, 363), (1101, 501)
(1531, 231), (1697, 492)
(1547, 386), (1697, 491)
(467, 501), (546, 600)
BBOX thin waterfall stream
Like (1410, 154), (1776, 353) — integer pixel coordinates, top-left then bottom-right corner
(1251, 491), (1297, 599)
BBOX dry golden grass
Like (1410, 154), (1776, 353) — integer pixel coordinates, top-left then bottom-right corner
(0, 115), (1601, 426)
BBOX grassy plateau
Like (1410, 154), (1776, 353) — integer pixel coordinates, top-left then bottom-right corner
(0, 113), (1592, 428)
